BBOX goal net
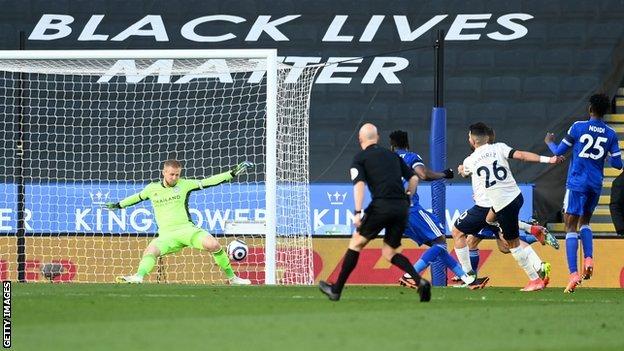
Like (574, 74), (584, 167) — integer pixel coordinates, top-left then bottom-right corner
(0, 49), (318, 285)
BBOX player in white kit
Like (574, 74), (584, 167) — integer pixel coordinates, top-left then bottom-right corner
(459, 123), (564, 291)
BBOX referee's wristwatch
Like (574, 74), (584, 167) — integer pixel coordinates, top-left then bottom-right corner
(354, 210), (362, 214)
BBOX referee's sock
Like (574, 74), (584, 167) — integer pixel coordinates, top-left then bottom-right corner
(334, 249), (360, 294)
(391, 253), (421, 284)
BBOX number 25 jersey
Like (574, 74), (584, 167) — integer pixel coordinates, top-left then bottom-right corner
(564, 119), (620, 194)
(462, 142), (520, 212)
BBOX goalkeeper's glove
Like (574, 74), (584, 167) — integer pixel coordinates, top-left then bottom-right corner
(231, 161), (254, 177)
(105, 202), (121, 210)
(442, 168), (454, 179)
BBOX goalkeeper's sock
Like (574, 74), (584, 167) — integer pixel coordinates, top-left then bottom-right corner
(136, 254), (157, 277)
(579, 225), (593, 258)
(212, 248), (235, 279)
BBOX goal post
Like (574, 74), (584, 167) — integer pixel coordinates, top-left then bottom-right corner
(0, 49), (317, 285)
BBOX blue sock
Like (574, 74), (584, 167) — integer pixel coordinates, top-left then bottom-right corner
(519, 233), (537, 245)
(579, 225), (593, 258)
(469, 249), (480, 274)
(565, 232), (579, 273)
(437, 245), (466, 278)
(413, 245), (444, 273)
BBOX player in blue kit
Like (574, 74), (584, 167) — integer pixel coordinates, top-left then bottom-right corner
(545, 93), (623, 293)
(389, 130), (489, 289)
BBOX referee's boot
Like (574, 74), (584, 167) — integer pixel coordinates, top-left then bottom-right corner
(319, 280), (340, 301)
(417, 278), (431, 302)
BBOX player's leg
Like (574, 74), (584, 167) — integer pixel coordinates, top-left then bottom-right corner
(190, 230), (250, 285)
(467, 235), (483, 275)
(518, 220), (559, 249)
(116, 240), (165, 283)
(498, 194), (544, 291)
(563, 189), (583, 292)
(579, 191), (599, 280)
(452, 206), (489, 274)
(320, 205), (380, 300)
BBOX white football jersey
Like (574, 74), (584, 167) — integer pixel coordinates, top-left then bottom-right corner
(462, 142), (521, 211)
(463, 155), (492, 208)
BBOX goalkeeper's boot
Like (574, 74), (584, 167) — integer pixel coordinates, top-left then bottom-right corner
(520, 278), (545, 292)
(417, 278), (432, 302)
(229, 276), (251, 285)
(538, 262), (552, 287)
(582, 257), (593, 280)
(319, 280), (340, 301)
(399, 273), (418, 289)
(563, 272), (581, 293)
(116, 274), (143, 284)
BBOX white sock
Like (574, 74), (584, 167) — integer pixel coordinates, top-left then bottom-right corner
(518, 221), (532, 233)
(510, 246), (539, 280)
(454, 245), (472, 273)
(523, 245), (543, 272)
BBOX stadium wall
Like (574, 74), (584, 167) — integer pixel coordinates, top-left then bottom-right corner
(2, 1), (624, 221)
(3, 236), (623, 288)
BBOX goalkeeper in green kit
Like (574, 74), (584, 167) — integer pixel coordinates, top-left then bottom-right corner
(106, 159), (253, 285)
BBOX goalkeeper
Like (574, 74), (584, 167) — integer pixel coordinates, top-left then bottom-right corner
(106, 159), (253, 285)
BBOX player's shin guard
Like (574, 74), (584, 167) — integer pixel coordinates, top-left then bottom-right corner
(212, 248), (235, 279)
(565, 232), (579, 273)
(579, 225), (593, 258)
(510, 246), (539, 280)
(469, 249), (480, 274)
(524, 245), (543, 272)
(334, 249), (360, 294)
(454, 245), (472, 274)
(137, 254), (157, 277)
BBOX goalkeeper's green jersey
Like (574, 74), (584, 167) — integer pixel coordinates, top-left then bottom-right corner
(118, 171), (233, 230)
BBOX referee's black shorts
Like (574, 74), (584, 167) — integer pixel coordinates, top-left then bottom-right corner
(493, 193), (524, 241)
(358, 198), (410, 248)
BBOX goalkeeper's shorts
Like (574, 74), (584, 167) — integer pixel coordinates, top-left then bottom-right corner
(151, 224), (210, 255)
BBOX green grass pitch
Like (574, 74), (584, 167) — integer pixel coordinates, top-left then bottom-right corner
(14, 284), (624, 351)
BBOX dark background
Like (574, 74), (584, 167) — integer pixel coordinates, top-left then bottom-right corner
(1, 0), (624, 221)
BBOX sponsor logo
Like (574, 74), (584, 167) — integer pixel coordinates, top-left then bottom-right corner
(326, 191), (347, 205)
(88, 191), (110, 205)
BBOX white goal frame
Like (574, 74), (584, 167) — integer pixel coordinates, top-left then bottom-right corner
(0, 49), (284, 284)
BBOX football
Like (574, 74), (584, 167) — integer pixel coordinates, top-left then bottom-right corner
(227, 239), (248, 261)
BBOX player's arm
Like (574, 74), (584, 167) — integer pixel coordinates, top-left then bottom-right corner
(413, 165), (453, 181)
(190, 161), (255, 191)
(399, 155), (418, 201)
(105, 187), (149, 210)
(511, 149), (564, 164)
(608, 137), (623, 169)
(544, 125), (576, 156)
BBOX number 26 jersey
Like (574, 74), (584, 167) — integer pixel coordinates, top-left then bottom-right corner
(462, 142), (520, 212)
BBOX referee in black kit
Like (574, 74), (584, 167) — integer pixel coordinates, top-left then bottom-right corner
(319, 123), (432, 302)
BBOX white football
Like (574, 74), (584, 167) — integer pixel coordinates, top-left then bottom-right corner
(227, 239), (248, 261)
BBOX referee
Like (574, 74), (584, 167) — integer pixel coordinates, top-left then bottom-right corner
(319, 123), (432, 302)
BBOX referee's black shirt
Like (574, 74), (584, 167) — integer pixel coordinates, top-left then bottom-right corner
(350, 144), (415, 200)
